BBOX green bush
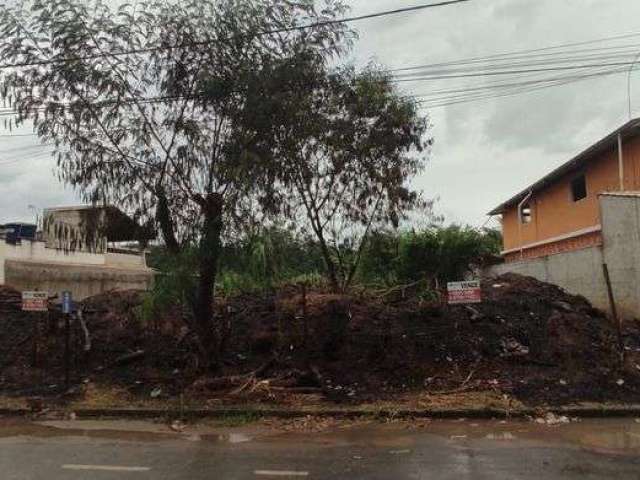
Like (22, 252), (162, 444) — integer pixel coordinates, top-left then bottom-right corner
(144, 224), (502, 305)
(359, 225), (501, 287)
(141, 247), (199, 323)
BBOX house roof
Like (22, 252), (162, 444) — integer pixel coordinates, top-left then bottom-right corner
(43, 205), (155, 243)
(488, 118), (640, 215)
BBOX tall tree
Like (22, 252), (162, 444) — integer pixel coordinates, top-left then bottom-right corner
(0, 0), (351, 368)
(264, 65), (431, 291)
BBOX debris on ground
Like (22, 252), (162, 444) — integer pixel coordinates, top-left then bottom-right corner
(533, 412), (573, 426)
(0, 274), (638, 407)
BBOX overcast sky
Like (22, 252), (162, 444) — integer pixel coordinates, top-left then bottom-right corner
(2, 0), (640, 227)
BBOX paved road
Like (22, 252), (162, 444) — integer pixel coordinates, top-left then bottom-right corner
(0, 417), (639, 479)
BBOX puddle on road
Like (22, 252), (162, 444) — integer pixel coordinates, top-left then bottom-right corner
(291, 418), (640, 455)
(0, 417), (639, 455)
(560, 422), (640, 454)
(421, 418), (640, 454)
(0, 418), (178, 442)
(0, 418), (256, 444)
(200, 432), (253, 444)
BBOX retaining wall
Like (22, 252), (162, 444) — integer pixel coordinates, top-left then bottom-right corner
(4, 260), (153, 300)
(486, 193), (640, 320)
(0, 238), (153, 300)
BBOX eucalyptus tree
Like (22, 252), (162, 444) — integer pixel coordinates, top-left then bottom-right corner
(264, 64), (432, 291)
(0, 0), (352, 368)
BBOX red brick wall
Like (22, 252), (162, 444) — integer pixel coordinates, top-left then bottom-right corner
(504, 230), (602, 263)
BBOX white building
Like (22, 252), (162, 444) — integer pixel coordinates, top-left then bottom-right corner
(0, 206), (154, 300)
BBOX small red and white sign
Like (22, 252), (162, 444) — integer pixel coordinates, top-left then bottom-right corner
(447, 281), (481, 305)
(21, 291), (49, 312)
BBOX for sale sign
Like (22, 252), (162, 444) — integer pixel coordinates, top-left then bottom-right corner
(447, 281), (481, 305)
(21, 291), (49, 312)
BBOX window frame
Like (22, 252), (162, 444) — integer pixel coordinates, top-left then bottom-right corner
(519, 202), (533, 224)
(570, 173), (588, 203)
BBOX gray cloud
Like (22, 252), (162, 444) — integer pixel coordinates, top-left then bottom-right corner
(351, 0), (640, 225)
(2, 0), (640, 227)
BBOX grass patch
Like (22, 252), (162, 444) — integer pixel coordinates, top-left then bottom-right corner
(214, 411), (262, 427)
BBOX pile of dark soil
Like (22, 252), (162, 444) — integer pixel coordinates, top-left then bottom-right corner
(0, 274), (638, 406)
(0, 285), (21, 312)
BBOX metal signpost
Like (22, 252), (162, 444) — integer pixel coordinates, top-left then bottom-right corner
(62, 291), (73, 314)
(62, 291), (73, 389)
(447, 280), (482, 305)
(21, 291), (48, 367)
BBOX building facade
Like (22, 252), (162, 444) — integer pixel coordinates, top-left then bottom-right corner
(491, 119), (640, 262)
(487, 119), (640, 320)
(0, 206), (154, 300)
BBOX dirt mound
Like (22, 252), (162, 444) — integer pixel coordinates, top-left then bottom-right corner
(0, 274), (637, 405)
(0, 285), (21, 312)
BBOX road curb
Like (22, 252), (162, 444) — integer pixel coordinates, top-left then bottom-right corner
(2, 405), (640, 420)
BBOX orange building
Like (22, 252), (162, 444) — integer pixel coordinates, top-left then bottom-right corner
(490, 118), (640, 262)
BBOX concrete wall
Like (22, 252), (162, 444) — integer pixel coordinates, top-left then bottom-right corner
(5, 260), (153, 300)
(105, 251), (147, 268)
(0, 238), (153, 300)
(599, 193), (640, 319)
(486, 245), (611, 314)
(0, 239), (104, 284)
(487, 193), (640, 320)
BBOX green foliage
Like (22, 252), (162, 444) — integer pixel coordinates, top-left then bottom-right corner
(264, 61), (432, 292)
(140, 247), (198, 323)
(215, 412), (262, 427)
(220, 228), (325, 287)
(0, 0), (354, 366)
(146, 227), (328, 298)
(359, 225), (502, 287)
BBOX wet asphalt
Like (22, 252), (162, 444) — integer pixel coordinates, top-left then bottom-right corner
(0, 417), (639, 479)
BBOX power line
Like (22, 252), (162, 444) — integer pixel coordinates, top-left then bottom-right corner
(392, 60), (640, 82)
(416, 67), (622, 105)
(0, 59), (634, 117)
(416, 68), (623, 107)
(390, 48), (640, 77)
(412, 64), (632, 100)
(0, 143), (53, 154)
(0, 151), (54, 166)
(389, 31), (640, 73)
(0, 0), (471, 72)
(416, 65), (629, 108)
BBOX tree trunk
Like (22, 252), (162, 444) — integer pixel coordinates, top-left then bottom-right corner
(156, 189), (180, 254)
(317, 236), (340, 293)
(193, 192), (224, 371)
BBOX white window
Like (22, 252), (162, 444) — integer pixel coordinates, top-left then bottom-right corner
(520, 203), (532, 224)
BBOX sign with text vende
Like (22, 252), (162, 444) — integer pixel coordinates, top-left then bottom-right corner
(21, 291), (49, 312)
(447, 281), (481, 305)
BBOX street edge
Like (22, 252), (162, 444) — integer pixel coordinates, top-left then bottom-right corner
(1, 405), (640, 420)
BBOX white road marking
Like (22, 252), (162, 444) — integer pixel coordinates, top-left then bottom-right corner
(254, 470), (309, 477)
(62, 464), (151, 472)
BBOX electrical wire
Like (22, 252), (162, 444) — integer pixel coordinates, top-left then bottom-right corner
(413, 65), (631, 100)
(0, 0), (471, 71)
(389, 31), (640, 73)
(0, 143), (53, 154)
(0, 151), (54, 166)
(416, 65), (630, 108)
(391, 50), (640, 78)
(416, 68), (623, 107)
(392, 60), (640, 82)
